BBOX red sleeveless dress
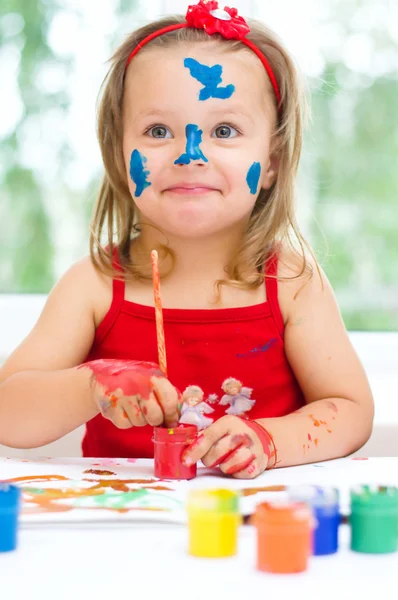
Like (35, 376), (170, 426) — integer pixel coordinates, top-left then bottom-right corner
(82, 254), (304, 457)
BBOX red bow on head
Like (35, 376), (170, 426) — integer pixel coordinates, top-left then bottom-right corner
(186, 0), (250, 40)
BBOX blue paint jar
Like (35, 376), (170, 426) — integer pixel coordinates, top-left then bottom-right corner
(288, 485), (340, 555)
(0, 483), (21, 552)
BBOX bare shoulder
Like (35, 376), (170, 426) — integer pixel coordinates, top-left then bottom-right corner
(0, 256), (113, 382)
(68, 255), (114, 328)
(275, 245), (331, 326)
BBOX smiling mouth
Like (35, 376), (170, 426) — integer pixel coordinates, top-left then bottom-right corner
(165, 186), (217, 195)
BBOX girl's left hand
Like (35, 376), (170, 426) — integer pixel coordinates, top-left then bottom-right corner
(181, 415), (268, 479)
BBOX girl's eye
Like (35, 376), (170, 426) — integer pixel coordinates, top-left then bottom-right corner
(147, 125), (172, 139)
(212, 124), (240, 139)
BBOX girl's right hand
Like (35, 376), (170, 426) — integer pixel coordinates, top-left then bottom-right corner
(80, 359), (180, 429)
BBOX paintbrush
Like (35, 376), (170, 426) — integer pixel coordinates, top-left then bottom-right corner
(151, 250), (167, 377)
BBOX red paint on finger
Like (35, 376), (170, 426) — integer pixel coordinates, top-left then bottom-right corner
(142, 405), (148, 416)
(307, 433), (312, 441)
(122, 409), (129, 419)
(109, 394), (119, 408)
(231, 433), (253, 448)
(224, 454), (256, 475)
(208, 446), (241, 469)
(184, 433), (205, 454)
(246, 462), (257, 476)
(80, 359), (163, 398)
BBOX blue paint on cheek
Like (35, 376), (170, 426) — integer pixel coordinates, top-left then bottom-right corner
(174, 124), (209, 165)
(246, 162), (261, 195)
(129, 149), (151, 197)
(184, 58), (235, 101)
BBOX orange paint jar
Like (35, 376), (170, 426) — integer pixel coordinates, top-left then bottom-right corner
(254, 501), (313, 573)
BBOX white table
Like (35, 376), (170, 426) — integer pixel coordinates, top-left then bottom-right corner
(1, 456), (398, 600)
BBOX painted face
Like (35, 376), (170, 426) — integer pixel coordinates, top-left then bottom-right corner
(122, 43), (278, 239)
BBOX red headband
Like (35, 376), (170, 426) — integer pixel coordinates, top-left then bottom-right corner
(125, 0), (281, 108)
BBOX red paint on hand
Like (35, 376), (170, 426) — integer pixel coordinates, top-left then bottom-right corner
(81, 359), (163, 399)
(224, 454), (256, 475)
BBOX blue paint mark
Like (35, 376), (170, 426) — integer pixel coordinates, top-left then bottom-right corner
(184, 58), (235, 101)
(246, 162), (261, 195)
(237, 338), (277, 359)
(129, 149), (151, 197)
(174, 124), (209, 165)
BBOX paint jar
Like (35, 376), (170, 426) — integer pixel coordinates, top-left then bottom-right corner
(153, 424), (197, 480)
(350, 485), (398, 554)
(288, 485), (340, 555)
(187, 489), (240, 557)
(0, 483), (21, 553)
(254, 501), (313, 573)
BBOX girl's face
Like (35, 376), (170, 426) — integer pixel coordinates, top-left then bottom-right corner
(122, 42), (278, 240)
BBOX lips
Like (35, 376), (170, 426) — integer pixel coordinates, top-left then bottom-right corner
(165, 182), (218, 194)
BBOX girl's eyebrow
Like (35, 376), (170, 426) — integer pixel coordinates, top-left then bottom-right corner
(135, 107), (254, 124)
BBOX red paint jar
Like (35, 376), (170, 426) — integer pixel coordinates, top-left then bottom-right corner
(153, 424), (197, 480)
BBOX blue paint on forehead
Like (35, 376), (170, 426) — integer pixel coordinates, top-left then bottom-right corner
(184, 58), (235, 101)
(174, 124), (209, 165)
(129, 149), (151, 197)
(246, 162), (261, 195)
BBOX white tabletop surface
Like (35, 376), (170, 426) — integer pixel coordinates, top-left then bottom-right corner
(1, 456), (398, 600)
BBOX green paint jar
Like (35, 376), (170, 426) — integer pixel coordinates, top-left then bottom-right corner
(350, 485), (398, 554)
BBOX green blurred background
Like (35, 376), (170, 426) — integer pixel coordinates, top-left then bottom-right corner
(0, 0), (397, 330)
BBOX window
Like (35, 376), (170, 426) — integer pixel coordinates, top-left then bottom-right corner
(1, 0), (397, 331)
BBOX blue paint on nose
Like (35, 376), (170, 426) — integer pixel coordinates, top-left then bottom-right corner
(174, 124), (209, 165)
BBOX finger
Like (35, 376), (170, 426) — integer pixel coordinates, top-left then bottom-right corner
(219, 446), (257, 476)
(201, 434), (242, 469)
(123, 396), (147, 427)
(182, 417), (233, 466)
(142, 391), (164, 426)
(151, 377), (180, 428)
(232, 459), (262, 480)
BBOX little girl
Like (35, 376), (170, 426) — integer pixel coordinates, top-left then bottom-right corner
(0, 1), (373, 479)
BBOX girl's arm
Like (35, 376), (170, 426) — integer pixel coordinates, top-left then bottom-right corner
(257, 252), (374, 467)
(0, 258), (101, 448)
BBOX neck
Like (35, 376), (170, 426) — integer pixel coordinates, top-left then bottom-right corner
(134, 224), (246, 280)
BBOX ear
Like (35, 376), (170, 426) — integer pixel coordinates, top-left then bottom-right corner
(261, 136), (281, 190)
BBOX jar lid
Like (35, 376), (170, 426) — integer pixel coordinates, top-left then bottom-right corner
(153, 424), (197, 442)
(187, 489), (239, 513)
(255, 500), (312, 525)
(0, 483), (21, 508)
(288, 485), (339, 507)
(351, 485), (398, 508)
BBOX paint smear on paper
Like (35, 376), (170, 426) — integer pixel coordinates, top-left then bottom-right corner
(174, 124), (208, 165)
(129, 149), (151, 197)
(242, 485), (286, 496)
(184, 58), (235, 101)
(246, 162), (261, 194)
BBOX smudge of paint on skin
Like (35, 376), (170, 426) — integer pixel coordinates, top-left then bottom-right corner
(142, 406), (148, 416)
(302, 444), (307, 454)
(319, 420), (327, 425)
(242, 485), (286, 496)
(246, 162), (261, 195)
(83, 470), (116, 476)
(79, 359), (163, 400)
(309, 414), (321, 427)
(231, 433), (253, 448)
(325, 401), (338, 413)
(224, 454), (256, 475)
(129, 149), (151, 197)
(122, 409), (129, 419)
(208, 446), (242, 469)
(174, 124), (208, 165)
(314, 439), (319, 447)
(99, 398), (112, 412)
(246, 463), (257, 476)
(237, 338), (277, 359)
(327, 429), (332, 433)
(308, 433), (312, 441)
(184, 58), (235, 101)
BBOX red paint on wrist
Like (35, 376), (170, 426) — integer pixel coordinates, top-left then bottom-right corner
(243, 419), (277, 469)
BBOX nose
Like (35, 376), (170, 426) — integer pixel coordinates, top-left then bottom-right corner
(174, 124), (209, 167)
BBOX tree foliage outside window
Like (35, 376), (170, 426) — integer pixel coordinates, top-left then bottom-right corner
(0, 0), (397, 331)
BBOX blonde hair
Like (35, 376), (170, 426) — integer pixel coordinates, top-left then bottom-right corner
(90, 14), (313, 291)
